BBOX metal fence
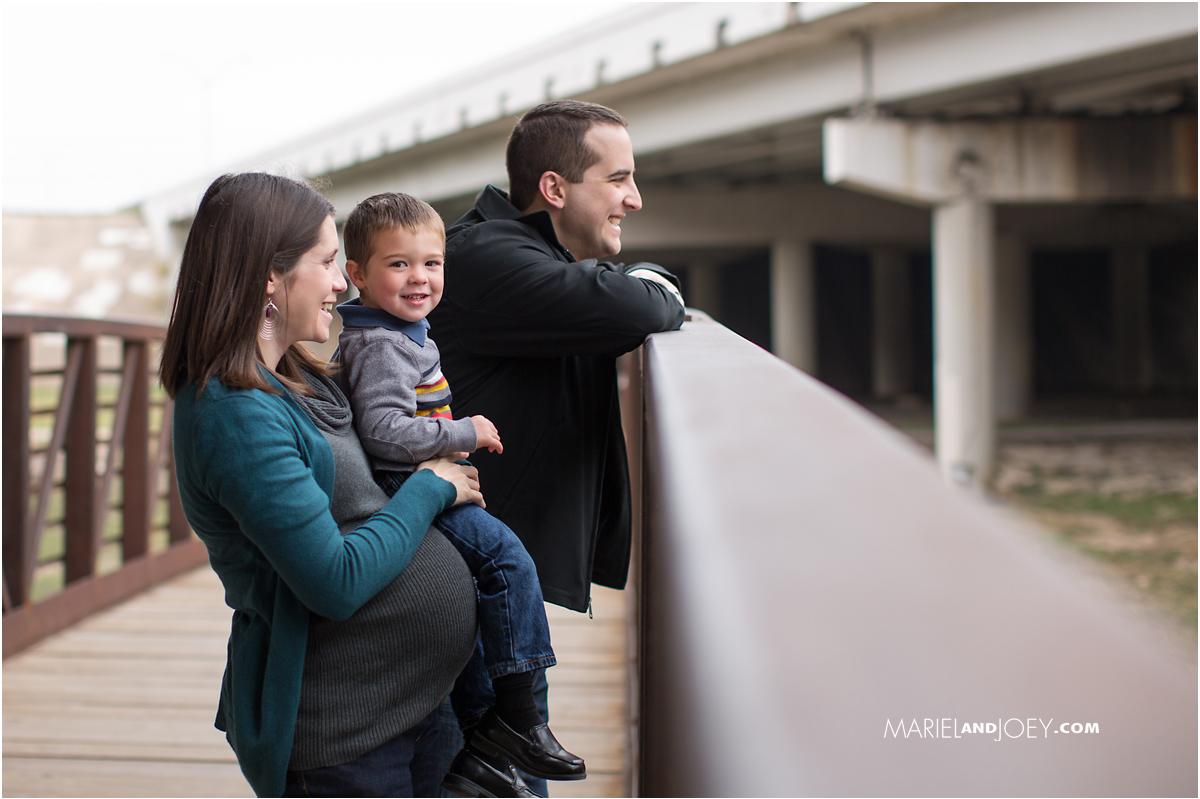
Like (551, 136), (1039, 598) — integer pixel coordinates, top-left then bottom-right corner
(2, 314), (206, 657)
(624, 311), (1195, 797)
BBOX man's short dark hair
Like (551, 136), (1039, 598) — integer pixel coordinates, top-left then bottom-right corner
(505, 100), (628, 212)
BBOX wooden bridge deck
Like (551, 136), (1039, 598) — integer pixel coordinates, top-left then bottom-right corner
(3, 566), (631, 797)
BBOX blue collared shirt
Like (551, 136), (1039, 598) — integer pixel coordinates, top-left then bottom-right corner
(337, 298), (429, 347)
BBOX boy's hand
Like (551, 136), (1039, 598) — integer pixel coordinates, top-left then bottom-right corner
(471, 415), (503, 454)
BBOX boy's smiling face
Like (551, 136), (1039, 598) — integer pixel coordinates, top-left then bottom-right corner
(346, 226), (445, 323)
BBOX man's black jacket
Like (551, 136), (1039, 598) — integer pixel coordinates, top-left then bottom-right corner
(431, 186), (685, 611)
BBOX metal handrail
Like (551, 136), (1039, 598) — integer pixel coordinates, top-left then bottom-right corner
(624, 311), (1195, 796)
(2, 313), (207, 657)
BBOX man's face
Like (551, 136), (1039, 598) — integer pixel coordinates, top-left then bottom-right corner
(555, 124), (642, 261)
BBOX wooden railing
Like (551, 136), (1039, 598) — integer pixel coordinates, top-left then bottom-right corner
(2, 314), (208, 658)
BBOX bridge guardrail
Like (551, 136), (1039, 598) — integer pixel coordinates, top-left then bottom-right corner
(3, 313), (207, 658)
(624, 310), (1195, 796)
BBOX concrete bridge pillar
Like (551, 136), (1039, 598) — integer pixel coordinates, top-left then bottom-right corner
(770, 239), (816, 373)
(933, 197), (996, 489)
(870, 248), (913, 401)
(994, 234), (1032, 421)
(824, 114), (1194, 488)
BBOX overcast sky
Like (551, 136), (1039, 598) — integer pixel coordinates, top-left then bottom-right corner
(2, 1), (628, 214)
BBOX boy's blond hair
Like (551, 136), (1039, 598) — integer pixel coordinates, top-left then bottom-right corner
(344, 192), (445, 267)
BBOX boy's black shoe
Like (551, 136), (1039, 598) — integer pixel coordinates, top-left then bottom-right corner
(468, 709), (586, 781)
(441, 749), (542, 798)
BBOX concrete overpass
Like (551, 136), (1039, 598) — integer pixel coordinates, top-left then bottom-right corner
(142, 2), (1198, 488)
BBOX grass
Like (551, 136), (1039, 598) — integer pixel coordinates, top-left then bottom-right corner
(1001, 486), (1198, 630)
(1012, 490), (1197, 529)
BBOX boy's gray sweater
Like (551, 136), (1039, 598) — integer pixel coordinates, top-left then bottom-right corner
(336, 300), (477, 477)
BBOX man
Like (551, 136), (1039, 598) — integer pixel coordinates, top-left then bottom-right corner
(432, 99), (685, 614)
(428, 100), (684, 795)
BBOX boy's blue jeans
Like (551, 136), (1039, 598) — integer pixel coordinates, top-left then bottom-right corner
(380, 471), (556, 725)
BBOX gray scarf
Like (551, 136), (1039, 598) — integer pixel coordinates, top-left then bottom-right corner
(294, 368), (390, 534)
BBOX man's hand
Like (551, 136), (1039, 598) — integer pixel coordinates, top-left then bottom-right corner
(471, 415), (503, 454)
(628, 268), (685, 308)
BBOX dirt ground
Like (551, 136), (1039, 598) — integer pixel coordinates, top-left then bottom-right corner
(990, 434), (1197, 645)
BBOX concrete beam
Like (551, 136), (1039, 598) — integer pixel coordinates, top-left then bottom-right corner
(824, 115), (1198, 205)
(872, 2), (1197, 105)
(623, 182), (928, 249)
(144, 3), (1196, 239)
(323, 134), (508, 219)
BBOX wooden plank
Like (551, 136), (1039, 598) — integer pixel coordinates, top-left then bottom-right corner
(2, 757), (252, 798)
(92, 595), (226, 612)
(546, 663), (625, 687)
(3, 537), (211, 657)
(3, 568), (633, 797)
(69, 613), (232, 634)
(28, 631), (229, 658)
(543, 584), (631, 797)
(3, 655), (225, 679)
(547, 625), (626, 654)
(4, 680), (221, 707)
(2, 740), (236, 763)
(6, 706), (228, 744)
(3, 565), (247, 797)
(549, 771), (626, 799)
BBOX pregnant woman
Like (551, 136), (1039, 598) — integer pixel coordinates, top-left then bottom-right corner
(161, 173), (531, 797)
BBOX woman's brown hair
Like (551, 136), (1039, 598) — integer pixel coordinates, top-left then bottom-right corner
(159, 172), (335, 399)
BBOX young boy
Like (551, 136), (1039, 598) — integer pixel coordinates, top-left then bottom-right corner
(336, 193), (584, 791)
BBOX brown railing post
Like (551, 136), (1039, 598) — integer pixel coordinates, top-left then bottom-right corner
(63, 337), (99, 584)
(161, 399), (192, 545)
(121, 340), (151, 560)
(3, 314), (209, 658)
(3, 334), (32, 607)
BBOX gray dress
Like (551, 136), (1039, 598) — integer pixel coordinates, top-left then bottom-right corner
(287, 368), (477, 770)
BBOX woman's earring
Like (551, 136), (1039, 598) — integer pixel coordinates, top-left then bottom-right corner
(260, 299), (280, 340)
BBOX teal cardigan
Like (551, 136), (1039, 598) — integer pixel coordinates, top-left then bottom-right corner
(172, 371), (457, 797)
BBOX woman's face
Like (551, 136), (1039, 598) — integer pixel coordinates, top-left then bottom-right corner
(274, 215), (347, 347)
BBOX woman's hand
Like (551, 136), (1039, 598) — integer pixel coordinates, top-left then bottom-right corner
(417, 454), (485, 508)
